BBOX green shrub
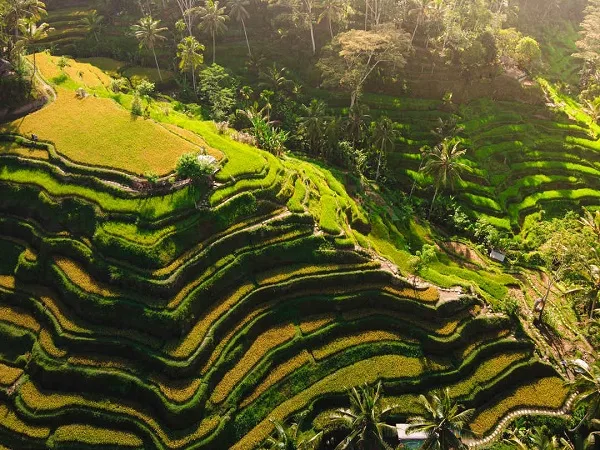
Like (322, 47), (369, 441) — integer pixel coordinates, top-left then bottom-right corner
(176, 153), (218, 183)
(131, 95), (142, 116)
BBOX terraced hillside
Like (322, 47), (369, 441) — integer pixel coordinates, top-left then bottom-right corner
(0, 54), (574, 449)
(321, 86), (600, 232)
(36, 0), (600, 233)
(39, 6), (91, 52)
(0, 134), (570, 448)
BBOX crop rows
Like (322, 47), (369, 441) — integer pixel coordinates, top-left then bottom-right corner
(376, 95), (600, 229)
(0, 131), (570, 449)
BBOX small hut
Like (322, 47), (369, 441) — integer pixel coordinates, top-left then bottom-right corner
(489, 249), (506, 263)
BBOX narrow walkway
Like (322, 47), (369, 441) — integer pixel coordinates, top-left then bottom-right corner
(32, 62), (57, 104)
(466, 393), (578, 448)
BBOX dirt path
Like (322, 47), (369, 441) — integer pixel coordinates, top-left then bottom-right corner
(441, 241), (486, 267)
(32, 63), (57, 105)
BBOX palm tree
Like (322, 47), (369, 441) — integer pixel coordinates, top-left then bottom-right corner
(82, 10), (103, 42)
(177, 35), (205, 92)
(504, 425), (574, 449)
(299, 99), (329, 156)
(421, 139), (468, 218)
(371, 116), (399, 182)
(407, 389), (474, 450)
(528, 427), (573, 449)
(325, 381), (399, 450)
(228, 0), (251, 57)
(259, 63), (293, 95)
(174, 0), (199, 36)
(194, 0), (228, 64)
(5, 0), (46, 27)
(431, 116), (465, 143)
(345, 103), (371, 147)
(409, 116), (463, 199)
(408, 0), (434, 45)
(262, 413), (322, 449)
(318, 0), (348, 39)
(18, 18), (53, 78)
(4, 0), (47, 58)
(131, 16), (168, 81)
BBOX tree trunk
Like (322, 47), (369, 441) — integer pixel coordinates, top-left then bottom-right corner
(152, 48), (163, 81)
(538, 277), (553, 322)
(350, 90), (357, 108)
(410, 15), (420, 45)
(409, 160), (424, 199)
(590, 291), (599, 320)
(191, 65), (196, 92)
(241, 18), (252, 57)
(329, 17), (334, 39)
(364, 0), (369, 30)
(428, 184), (439, 218)
(309, 20), (316, 54)
(375, 149), (383, 181)
(212, 31), (216, 64)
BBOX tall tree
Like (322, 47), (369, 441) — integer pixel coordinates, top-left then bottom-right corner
(258, 63), (293, 94)
(318, 0), (348, 39)
(408, 0), (434, 45)
(3, 0), (47, 60)
(173, 0), (198, 36)
(421, 139), (468, 218)
(407, 389), (474, 450)
(536, 215), (599, 322)
(318, 24), (412, 107)
(5, 0), (46, 27)
(131, 16), (168, 81)
(277, 0), (318, 54)
(298, 99), (329, 156)
(227, 0), (251, 57)
(574, 0), (600, 86)
(177, 35), (205, 91)
(194, 0), (228, 64)
(370, 116), (398, 181)
(82, 10), (104, 43)
(325, 381), (399, 450)
(18, 18), (52, 78)
(345, 103), (370, 146)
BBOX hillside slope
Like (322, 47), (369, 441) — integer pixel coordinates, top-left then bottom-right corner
(0, 53), (573, 449)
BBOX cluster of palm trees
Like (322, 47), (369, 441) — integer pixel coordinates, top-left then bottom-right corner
(261, 363), (600, 450)
(127, 0), (251, 88)
(262, 382), (474, 450)
(0, 0), (53, 78)
(294, 101), (399, 181)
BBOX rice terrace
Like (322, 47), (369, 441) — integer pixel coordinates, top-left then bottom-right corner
(1, 0), (600, 449)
